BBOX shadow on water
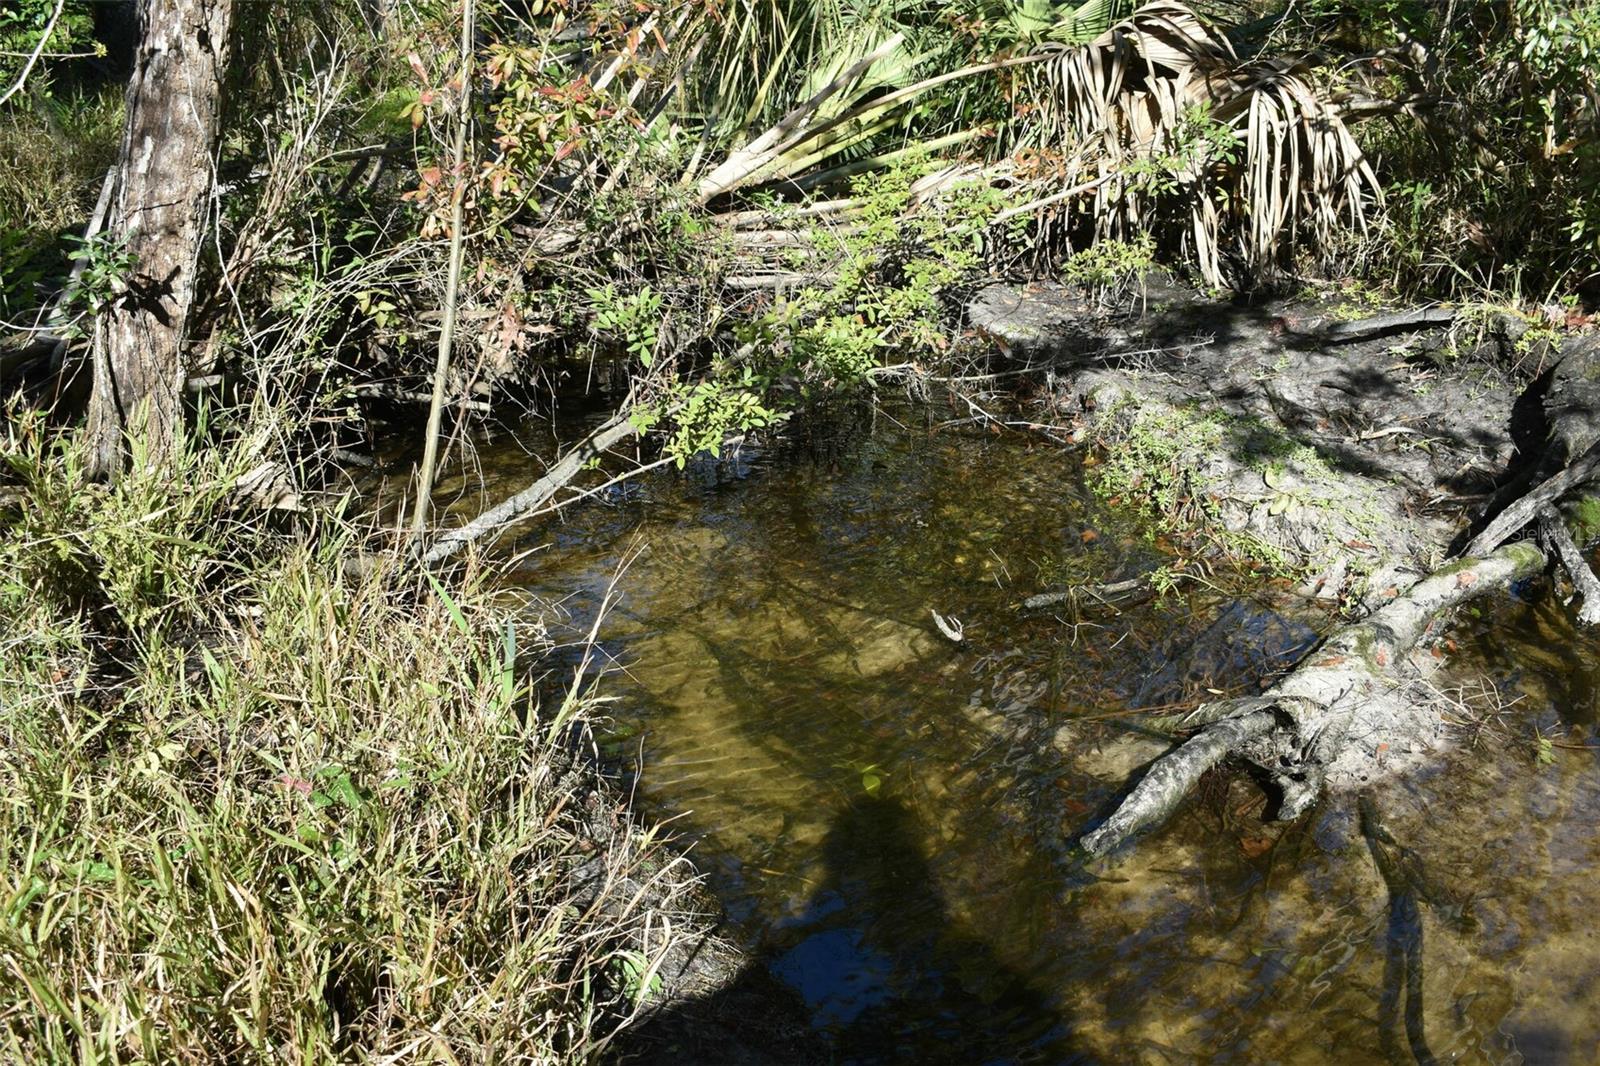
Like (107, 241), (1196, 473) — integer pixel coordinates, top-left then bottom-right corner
(614, 794), (1083, 1065)
(1360, 796), (1438, 1066)
(434, 398), (1600, 1062)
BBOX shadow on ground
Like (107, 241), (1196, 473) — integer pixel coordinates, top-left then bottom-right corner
(609, 795), (1084, 1065)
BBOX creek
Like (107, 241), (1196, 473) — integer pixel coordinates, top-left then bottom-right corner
(424, 402), (1600, 1064)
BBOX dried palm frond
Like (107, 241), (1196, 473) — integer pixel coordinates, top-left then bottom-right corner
(679, 0), (1139, 203)
(1027, 0), (1378, 284)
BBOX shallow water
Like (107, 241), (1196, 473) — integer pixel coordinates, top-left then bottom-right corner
(447, 407), (1600, 1064)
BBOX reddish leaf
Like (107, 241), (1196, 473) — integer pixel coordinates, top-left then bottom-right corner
(1239, 835), (1273, 858)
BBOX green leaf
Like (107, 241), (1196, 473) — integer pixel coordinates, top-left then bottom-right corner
(425, 571), (471, 636)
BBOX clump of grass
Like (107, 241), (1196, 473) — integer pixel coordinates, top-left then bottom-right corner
(0, 411), (696, 1062)
(0, 87), (122, 235)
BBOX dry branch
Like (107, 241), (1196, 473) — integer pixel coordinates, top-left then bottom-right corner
(1539, 505), (1600, 625)
(421, 415), (640, 566)
(1080, 708), (1279, 854)
(411, 0), (476, 539)
(1461, 445), (1600, 558)
(1320, 307), (1455, 343)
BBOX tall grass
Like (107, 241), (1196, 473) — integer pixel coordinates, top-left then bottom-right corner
(0, 410), (697, 1062)
(0, 86), (121, 233)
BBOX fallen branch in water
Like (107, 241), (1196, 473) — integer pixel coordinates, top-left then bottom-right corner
(1022, 576), (1151, 612)
(422, 415), (639, 566)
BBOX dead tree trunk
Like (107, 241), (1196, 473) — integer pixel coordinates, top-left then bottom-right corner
(1080, 540), (1547, 856)
(87, 0), (233, 479)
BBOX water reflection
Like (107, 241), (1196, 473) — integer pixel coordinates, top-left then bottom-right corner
(460, 409), (1600, 1063)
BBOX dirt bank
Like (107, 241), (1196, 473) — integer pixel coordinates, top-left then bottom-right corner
(970, 277), (1599, 853)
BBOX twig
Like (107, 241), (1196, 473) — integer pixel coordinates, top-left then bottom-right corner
(0, 0), (64, 107)
(353, 383), (490, 413)
(930, 609), (965, 643)
(517, 455), (677, 522)
(1022, 577), (1151, 611)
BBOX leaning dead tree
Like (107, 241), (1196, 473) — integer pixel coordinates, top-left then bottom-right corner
(87, 0), (234, 479)
(1081, 337), (1600, 858)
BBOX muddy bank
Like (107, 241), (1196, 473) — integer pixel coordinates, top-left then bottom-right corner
(971, 275), (1598, 844)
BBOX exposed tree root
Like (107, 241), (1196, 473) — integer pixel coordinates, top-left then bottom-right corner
(1080, 539), (1548, 856)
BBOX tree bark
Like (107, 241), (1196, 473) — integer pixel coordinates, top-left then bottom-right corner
(88, 0), (233, 479)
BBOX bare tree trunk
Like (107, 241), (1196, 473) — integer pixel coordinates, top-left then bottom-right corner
(88, 0), (232, 479)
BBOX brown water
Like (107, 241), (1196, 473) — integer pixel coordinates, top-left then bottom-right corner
(433, 407), (1600, 1064)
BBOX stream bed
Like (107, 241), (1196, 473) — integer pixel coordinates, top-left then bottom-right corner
(442, 406), (1600, 1064)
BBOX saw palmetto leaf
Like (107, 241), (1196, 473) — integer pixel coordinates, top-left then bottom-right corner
(1028, 0), (1377, 284)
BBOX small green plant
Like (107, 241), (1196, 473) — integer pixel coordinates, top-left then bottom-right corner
(60, 229), (136, 320)
(588, 283), (663, 367)
(1062, 234), (1156, 304)
(1147, 564), (1185, 601)
(656, 371), (778, 468)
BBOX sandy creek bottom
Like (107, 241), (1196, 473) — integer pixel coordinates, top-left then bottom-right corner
(443, 406), (1600, 1064)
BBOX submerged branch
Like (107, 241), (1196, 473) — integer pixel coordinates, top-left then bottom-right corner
(422, 415), (640, 566)
(1022, 576), (1151, 612)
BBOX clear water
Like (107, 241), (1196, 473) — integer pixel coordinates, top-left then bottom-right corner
(430, 406), (1600, 1064)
